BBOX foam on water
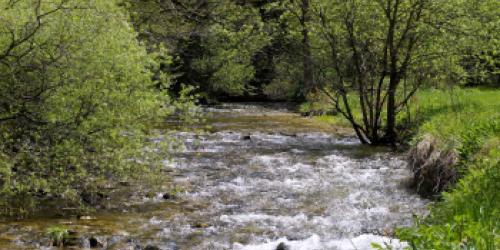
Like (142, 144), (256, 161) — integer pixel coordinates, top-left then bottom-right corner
(155, 108), (429, 248)
(0, 103), (428, 250)
(234, 234), (408, 250)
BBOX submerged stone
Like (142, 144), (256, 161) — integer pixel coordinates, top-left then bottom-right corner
(78, 215), (95, 220)
(193, 222), (210, 228)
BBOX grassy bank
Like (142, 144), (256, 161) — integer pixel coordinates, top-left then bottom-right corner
(398, 151), (499, 249)
(405, 88), (500, 149)
(312, 88), (500, 249)
(398, 89), (499, 249)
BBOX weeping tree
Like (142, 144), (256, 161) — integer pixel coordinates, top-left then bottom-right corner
(314, 0), (481, 145)
(0, 0), (171, 215)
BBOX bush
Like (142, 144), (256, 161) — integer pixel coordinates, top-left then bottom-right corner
(0, 0), (171, 216)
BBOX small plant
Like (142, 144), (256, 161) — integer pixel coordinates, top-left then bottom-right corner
(170, 185), (185, 197)
(46, 226), (69, 247)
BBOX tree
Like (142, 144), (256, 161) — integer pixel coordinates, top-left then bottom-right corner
(0, 0), (170, 215)
(191, 2), (271, 96)
(314, 0), (473, 145)
(127, 0), (271, 99)
(458, 0), (500, 87)
(300, 0), (316, 92)
(267, 0), (318, 99)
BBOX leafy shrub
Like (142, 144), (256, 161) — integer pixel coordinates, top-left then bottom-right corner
(0, 0), (171, 216)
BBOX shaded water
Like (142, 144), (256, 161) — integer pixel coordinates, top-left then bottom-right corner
(0, 103), (428, 250)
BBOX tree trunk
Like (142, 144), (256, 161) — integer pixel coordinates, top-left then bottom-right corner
(301, 0), (314, 92)
(385, 76), (399, 145)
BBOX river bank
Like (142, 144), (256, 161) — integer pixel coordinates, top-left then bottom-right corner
(311, 88), (500, 249)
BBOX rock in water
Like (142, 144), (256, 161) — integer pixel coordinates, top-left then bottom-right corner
(62, 230), (80, 247)
(89, 236), (106, 248)
(276, 242), (289, 250)
(78, 215), (95, 220)
(162, 193), (174, 200)
(144, 245), (161, 250)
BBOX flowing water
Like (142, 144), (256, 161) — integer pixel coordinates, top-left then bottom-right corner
(0, 103), (428, 250)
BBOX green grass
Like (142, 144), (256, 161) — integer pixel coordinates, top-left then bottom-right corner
(46, 226), (69, 247)
(314, 114), (353, 128)
(397, 150), (499, 249)
(397, 88), (500, 249)
(404, 88), (500, 149)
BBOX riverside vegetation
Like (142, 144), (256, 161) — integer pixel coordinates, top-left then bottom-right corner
(0, 0), (499, 249)
(317, 88), (500, 249)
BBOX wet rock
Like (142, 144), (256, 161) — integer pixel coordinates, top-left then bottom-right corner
(144, 245), (161, 250)
(242, 135), (252, 140)
(62, 230), (80, 247)
(78, 215), (95, 220)
(119, 181), (131, 187)
(279, 132), (297, 137)
(79, 237), (91, 248)
(81, 191), (107, 206)
(276, 242), (290, 250)
(107, 235), (126, 246)
(108, 242), (135, 250)
(193, 222), (210, 229)
(162, 193), (175, 200)
(89, 236), (107, 248)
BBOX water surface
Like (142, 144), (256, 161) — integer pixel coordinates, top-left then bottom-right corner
(0, 103), (428, 250)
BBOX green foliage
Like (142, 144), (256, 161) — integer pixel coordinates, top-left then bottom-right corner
(395, 88), (500, 250)
(406, 88), (500, 150)
(298, 90), (335, 116)
(398, 152), (500, 250)
(127, 0), (272, 97)
(0, 0), (171, 216)
(191, 3), (270, 96)
(46, 225), (69, 247)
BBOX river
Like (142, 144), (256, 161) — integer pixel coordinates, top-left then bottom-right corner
(0, 103), (428, 250)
